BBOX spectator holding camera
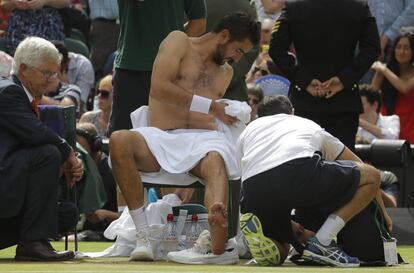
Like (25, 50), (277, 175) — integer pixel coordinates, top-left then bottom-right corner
(74, 122), (118, 239)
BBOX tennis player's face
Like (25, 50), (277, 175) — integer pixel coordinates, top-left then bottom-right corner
(212, 39), (253, 65)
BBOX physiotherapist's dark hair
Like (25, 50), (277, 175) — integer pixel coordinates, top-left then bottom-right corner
(213, 12), (261, 45)
(257, 95), (293, 117)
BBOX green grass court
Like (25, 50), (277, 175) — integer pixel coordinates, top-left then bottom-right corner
(0, 242), (413, 272)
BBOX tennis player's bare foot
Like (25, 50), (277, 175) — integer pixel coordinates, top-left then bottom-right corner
(208, 202), (228, 254)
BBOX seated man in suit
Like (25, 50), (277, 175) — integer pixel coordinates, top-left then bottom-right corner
(0, 37), (83, 261)
(109, 12), (260, 263)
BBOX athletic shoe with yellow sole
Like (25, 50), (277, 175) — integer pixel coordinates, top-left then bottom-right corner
(240, 213), (280, 266)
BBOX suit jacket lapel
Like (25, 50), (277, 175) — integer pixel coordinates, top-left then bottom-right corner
(11, 75), (37, 116)
(11, 75), (23, 87)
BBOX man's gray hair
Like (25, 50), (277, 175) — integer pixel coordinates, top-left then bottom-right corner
(12, 37), (61, 74)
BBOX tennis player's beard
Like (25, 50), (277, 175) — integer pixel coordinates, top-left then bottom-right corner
(212, 44), (226, 65)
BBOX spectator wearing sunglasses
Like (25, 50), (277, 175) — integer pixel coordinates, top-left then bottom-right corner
(246, 54), (276, 87)
(247, 48), (290, 86)
(80, 75), (113, 138)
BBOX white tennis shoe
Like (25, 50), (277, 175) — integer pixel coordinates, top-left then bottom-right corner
(167, 230), (239, 265)
(129, 230), (154, 261)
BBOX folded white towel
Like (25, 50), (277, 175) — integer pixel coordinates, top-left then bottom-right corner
(125, 100), (250, 185)
(220, 99), (251, 125)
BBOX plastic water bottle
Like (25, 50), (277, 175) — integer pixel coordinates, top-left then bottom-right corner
(161, 213), (178, 256)
(185, 214), (202, 249)
(147, 188), (158, 203)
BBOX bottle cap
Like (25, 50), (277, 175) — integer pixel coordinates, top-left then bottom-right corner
(191, 214), (198, 222)
(167, 213), (174, 222)
(262, 44), (269, 53)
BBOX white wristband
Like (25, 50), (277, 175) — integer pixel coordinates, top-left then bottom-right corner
(189, 95), (212, 114)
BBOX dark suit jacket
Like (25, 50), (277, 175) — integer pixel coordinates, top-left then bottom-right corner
(0, 76), (72, 218)
(269, 0), (380, 113)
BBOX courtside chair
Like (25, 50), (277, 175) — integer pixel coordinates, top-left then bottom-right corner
(39, 105), (79, 251)
(128, 105), (241, 238)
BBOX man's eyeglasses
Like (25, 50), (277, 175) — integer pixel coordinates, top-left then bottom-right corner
(30, 66), (59, 79)
(97, 89), (111, 99)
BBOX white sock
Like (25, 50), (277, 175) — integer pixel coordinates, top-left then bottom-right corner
(129, 207), (148, 231)
(315, 214), (345, 246)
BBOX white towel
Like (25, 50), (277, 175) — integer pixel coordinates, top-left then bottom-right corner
(221, 99), (251, 125)
(126, 100), (251, 185)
